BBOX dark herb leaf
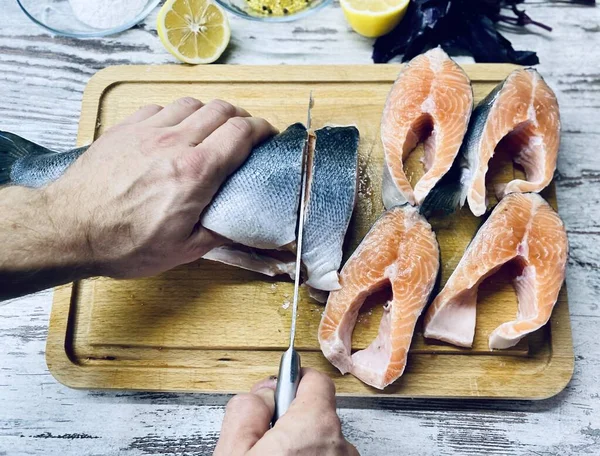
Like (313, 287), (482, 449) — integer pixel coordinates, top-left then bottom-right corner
(372, 0), (592, 65)
(449, 15), (539, 65)
(372, 0), (451, 63)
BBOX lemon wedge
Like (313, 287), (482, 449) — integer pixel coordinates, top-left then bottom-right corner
(157, 0), (230, 64)
(340, 0), (410, 38)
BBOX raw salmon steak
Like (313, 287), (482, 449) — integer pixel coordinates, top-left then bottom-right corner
(423, 193), (568, 349)
(422, 68), (560, 217)
(381, 47), (473, 209)
(318, 205), (440, 389)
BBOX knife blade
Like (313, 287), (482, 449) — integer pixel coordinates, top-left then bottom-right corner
(272, 93), (313, 423)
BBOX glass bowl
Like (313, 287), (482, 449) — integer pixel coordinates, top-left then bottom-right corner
(16, 0), (161, 38)
(214, 0), (332, 22)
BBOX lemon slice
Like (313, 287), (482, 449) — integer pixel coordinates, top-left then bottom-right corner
(157, 0), (230, 64)
(340, 0), (410, 38)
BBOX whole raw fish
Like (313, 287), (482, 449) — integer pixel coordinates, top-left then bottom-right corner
(0, 123), (360, 293)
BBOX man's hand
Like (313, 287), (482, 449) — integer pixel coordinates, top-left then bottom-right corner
(0, 98), (276, 298)
(215, 368), (359, 456)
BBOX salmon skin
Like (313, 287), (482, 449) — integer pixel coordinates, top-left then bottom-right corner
(303, 126), (360, 291)
(203, 123), (360, 293)
(422, 68), (560, 217)
(381, 47), (473, 209)
(202, 123), (306, 250)
(423, 193), (568, 349)
(318, 205), (439, 389)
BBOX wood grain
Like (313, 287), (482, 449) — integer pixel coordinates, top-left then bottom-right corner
(45, 64), (572, 398)
(1, 0), (599, 454)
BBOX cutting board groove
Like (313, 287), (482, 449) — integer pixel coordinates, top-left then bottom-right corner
(47, 64), (573, 399)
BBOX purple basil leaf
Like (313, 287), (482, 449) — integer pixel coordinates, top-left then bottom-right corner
(459, 15), (539, 64)
(372, 0), (548, 65)
(373, 0), (451, 63)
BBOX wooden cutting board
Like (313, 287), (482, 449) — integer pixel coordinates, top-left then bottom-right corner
(47, 64), (573, 399)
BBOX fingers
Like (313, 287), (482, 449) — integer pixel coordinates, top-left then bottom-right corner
(199, 116), (277, 181)
(120, 104), (163, 125)
(144, 97), (204, 127)
(251, 376), (277, 393)
(181, 116), (277, 193)
(250, 369), (354, 455)
(348, 443), (361, 455)
(177, 99), (251, 145)
(214, 377), (277, 456)
(183, 228), (229, 265)
(293, 367), (337, 409)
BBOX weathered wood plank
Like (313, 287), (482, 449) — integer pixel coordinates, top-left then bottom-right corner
(1, 0), (599, 454)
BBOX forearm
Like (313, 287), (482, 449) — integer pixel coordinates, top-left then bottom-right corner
(0, 185), (94, 300)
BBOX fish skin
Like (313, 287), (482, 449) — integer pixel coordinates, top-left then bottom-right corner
(423, 193), (568, 350)
(318, 204), (440, 389)
(201, 123), (306, 250)
(420, 85), (503, 217)
(302, 125), (360, 292)
(204, 124), (361, 292)
(422, 68), (560, 217)
(381, 47), (473, 209)
(0, 130), (87, 188)
(461, 77), (511, 216)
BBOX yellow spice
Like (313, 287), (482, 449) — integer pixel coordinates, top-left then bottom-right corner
(246, 0), (312, 16)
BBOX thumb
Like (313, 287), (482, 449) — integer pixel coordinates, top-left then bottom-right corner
(184, 227), (228, 263)
(214, 377), (277, 456)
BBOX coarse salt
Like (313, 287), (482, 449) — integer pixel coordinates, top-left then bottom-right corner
(69, 0), (148, 30)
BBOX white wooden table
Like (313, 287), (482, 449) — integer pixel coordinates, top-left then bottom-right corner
(1, 1), (599, 454)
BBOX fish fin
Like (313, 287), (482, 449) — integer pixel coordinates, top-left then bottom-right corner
(419, 158), (467, 217)
(0, 131), (54, 186)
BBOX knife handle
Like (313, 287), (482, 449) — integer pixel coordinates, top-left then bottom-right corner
(272, 346), (301, 424)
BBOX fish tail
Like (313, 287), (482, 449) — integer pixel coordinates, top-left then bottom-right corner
(0, 131), (53, 186)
